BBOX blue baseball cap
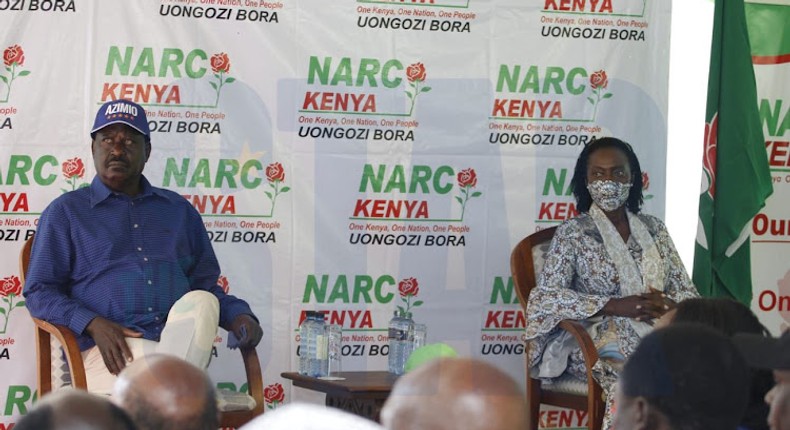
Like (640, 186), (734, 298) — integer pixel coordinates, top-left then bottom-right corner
(90, 99), (150, 141)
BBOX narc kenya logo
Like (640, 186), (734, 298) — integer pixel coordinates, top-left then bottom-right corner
(102, 47), (238, 108)
(353, 164), (483, 222)
(302, 56), (433, 117)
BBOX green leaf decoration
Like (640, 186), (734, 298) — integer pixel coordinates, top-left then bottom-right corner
(4, 67), (10, 73)
(1, 296), (8, 303)
(587, 97), (594, 104)
(602, 93), (613, 99)
(225, 77), (236, 84)
(455, 196), (463, 205)
(421, 87), (432, 93)
(18, 70), (30, 77)
(80, 183), (90, 188)
(15, 301), (25, 308)
(413, 300), (423, 307)
(405, 92), (413, 99)
(471, 191), (482, 197)
(210, 82), (218, 90)
(280, 186), (291, 193)
(644, 195), (654, 200)
(214, 73), (220, 79)
(397, 305), (405, 314)
(0, 307), (6, 315)
(0, 75), (7, 84)
(264, 191), (273, 199)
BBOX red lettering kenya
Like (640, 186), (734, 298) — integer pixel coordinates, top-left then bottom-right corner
(302, 92), (376, 113)
(0, 192), (28, 212)
(545, 0), (613, 12)
(102, 83), (181, 104)
(353, 199), (372, 217)
(485, 310), (526, 329)
(768, 141), (790, 167)
(303, 91), (321, 110)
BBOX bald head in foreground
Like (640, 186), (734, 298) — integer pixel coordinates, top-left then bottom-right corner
(15, 389), (137, 430)
(112, 354), (218, 430)
(381, 358), (527, 430)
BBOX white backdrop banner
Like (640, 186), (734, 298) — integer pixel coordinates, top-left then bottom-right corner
(746, 0), (790, 334)
(0, 1), (671, 428)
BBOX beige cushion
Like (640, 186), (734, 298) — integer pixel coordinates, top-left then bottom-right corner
(216, 388), (257, 412)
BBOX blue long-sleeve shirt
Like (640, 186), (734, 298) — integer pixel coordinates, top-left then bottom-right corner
(24, 175), (255, 350)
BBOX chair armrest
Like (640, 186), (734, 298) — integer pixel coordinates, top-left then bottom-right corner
(558, 320), (599, 386)
(240, 346), (264, 416)
(32, 317), (87, 392)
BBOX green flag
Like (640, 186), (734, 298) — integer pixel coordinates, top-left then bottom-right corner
(693, 0), (773, 304)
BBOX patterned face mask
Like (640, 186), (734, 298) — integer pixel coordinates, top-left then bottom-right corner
(587, 180), (632, 212)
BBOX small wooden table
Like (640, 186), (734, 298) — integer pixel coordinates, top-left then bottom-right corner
(281, 371), (399, 422)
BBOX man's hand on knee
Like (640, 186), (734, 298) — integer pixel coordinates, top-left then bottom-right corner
(85, 316), (143, 375)
(230, 314), (263, 348)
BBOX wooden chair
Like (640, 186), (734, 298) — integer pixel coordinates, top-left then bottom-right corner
(20, 234), (265, 428)
(511, 226), (604, 430)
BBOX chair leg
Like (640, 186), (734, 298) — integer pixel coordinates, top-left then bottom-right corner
(35, 327), (52, 395)
(526, 378), (541, 430)
(588, 383), (604, 430)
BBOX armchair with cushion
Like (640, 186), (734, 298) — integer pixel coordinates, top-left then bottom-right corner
(510, 226), (604, 430)
(19, 234), (265, 428)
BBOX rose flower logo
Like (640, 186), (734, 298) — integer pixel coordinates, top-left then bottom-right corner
(587, 70), (613, 121)
(397, 277), (423, 316)
(61, 157), (88, 193)
(455, 168), (482, 221)
(0, 275), (24, 334)
(1, 44), (31, 103)
(405, 62), (432, 116)
(209, 52), (236, 108)
(265, 162), (291, 217)
(264, 383), (285, 409)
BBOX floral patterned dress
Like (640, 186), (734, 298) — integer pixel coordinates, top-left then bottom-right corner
(525, 212), (698, 429)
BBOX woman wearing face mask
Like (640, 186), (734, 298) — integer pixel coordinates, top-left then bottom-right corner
(525, 137), (699, 430)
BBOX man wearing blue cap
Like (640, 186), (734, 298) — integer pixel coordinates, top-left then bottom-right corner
(24, 99), (263, 395)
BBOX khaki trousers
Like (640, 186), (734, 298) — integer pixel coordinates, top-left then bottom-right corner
(81, 290), (219, 395)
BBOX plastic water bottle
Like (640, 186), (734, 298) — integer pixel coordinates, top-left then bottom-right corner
(388, 311), (414, 375)
(299, 311), (326, 376)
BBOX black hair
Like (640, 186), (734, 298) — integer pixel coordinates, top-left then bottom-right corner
(13, 404), (53, 430)
(620, 323), (750, 430)
(671, 298), (773, 430)
(14, 400), (137, 430)
(570, 136), (644, 213)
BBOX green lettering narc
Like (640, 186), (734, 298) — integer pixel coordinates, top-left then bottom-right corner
(303, 274), (394, 304)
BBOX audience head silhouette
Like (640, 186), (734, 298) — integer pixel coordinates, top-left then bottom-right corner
(665, 297), (772, 430)
(381, 357), (527, 430)
(113, 354), (218, 430)
(614, 323), (750, 430)
(14, 390), (137, 430)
